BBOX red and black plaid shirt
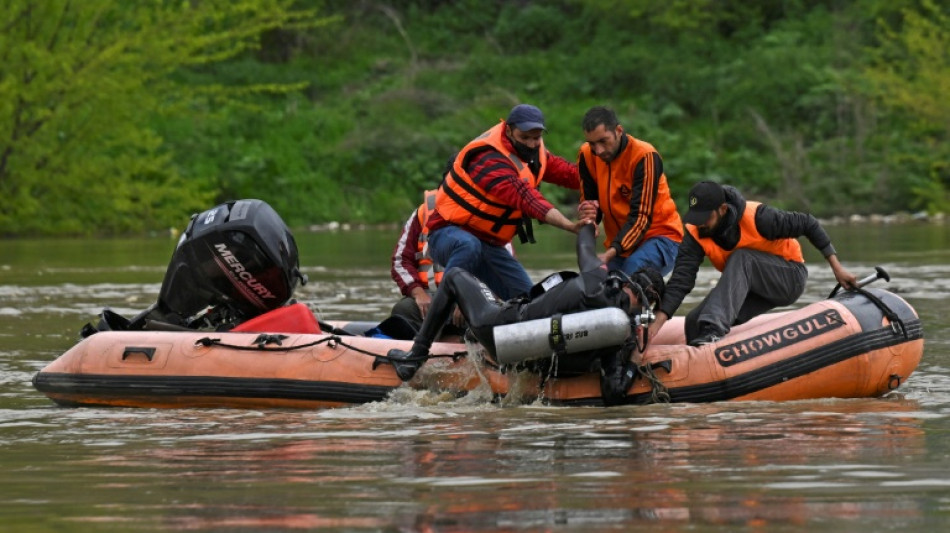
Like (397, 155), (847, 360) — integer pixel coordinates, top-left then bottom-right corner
(428, 137), (579, 244)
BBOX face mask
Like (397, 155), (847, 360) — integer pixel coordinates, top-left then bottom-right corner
(512, 139), (540, 163)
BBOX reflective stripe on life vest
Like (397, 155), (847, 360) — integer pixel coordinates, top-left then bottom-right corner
(416, 190), (443, 290)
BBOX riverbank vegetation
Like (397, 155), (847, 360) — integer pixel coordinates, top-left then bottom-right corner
(2, 0), (948, 235)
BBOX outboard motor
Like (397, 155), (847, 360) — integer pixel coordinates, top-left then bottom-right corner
(86, 199), (307, 335)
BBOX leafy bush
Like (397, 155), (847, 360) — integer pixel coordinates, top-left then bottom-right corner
(2, 0), (947, 235)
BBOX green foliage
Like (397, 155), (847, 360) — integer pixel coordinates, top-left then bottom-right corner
(0, 0), (333, 235)
(865, 0), (950, 213)
(494, 4), (570, 52)
(1, 0), (946, 236)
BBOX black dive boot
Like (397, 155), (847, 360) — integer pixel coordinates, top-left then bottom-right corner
(599, 350), (636, 406)
(386, 348), (425, 381)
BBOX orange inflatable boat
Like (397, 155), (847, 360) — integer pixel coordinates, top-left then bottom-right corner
(33, 287), (923, 408)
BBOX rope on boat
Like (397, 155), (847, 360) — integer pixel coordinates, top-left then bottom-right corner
(194, 334), (468, 362)
(635, 362), (671, 404)
(536, 351), (559, 392)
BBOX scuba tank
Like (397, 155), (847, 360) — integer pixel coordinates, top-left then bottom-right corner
(493, 307), (633, 365)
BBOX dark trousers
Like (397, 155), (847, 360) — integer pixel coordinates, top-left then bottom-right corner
(390, 296), (425, 331)
(685, 249), (808, 343)
(390, 295), (465, 338)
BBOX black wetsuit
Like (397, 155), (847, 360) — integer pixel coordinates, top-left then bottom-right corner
(409, 224), (633, 359)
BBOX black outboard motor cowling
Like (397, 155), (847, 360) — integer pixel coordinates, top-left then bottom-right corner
(85, 199), (307, 335)
(154, 199), (306, 326)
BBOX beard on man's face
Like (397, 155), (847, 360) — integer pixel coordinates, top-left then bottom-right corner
(697, 213), (721, 238)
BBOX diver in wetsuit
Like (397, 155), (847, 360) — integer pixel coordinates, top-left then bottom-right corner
(387, 223), (664, 404)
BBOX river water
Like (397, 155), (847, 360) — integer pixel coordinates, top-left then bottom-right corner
(3, 223), (950, 532)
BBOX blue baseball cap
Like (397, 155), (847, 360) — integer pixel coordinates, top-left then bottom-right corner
(506, 104), (545, 131)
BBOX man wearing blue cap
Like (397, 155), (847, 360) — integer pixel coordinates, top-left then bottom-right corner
(426, 104), (587, 300)
(648, 181), (857, 346)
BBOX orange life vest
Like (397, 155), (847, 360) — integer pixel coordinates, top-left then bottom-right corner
(686, 201), (804, 271)
(415, 190), (443, 290)
(579, 135), (683, 255)
(436, 121), (547, 243)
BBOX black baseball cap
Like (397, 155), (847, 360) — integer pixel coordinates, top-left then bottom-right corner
(683, 181), (726, 225)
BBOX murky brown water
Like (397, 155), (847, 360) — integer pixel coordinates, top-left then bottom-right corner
(3, 224), (950, 531)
